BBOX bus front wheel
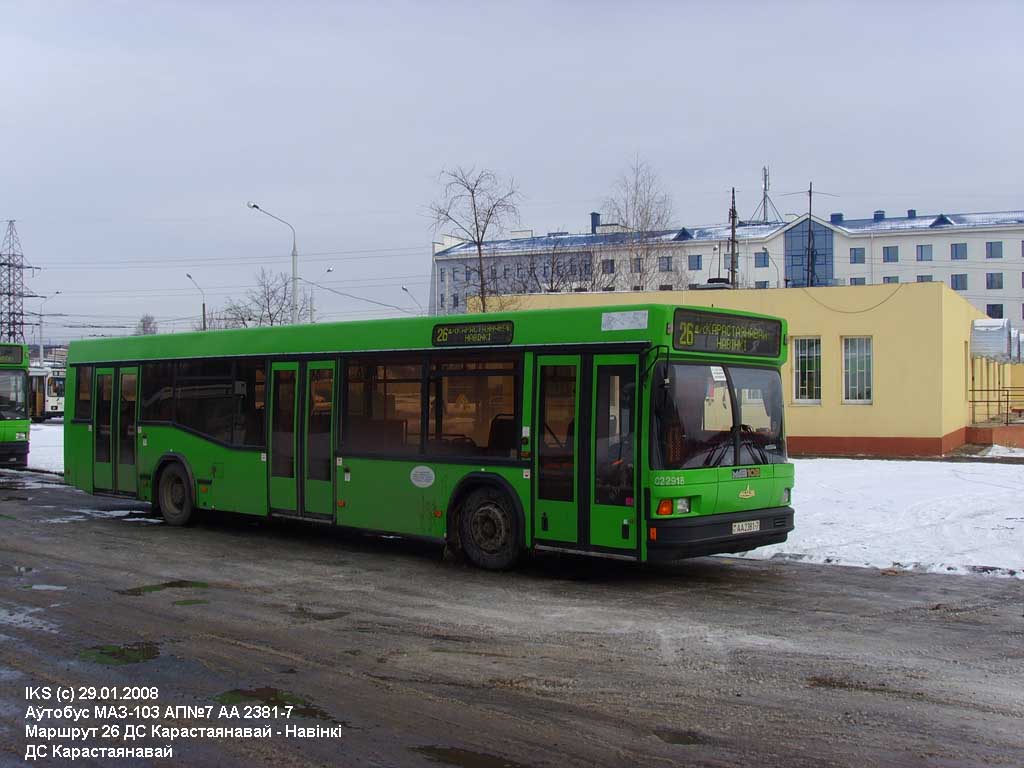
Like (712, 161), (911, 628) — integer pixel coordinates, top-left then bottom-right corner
(459, 487), (521, 571)
(158, 463), (193, 526)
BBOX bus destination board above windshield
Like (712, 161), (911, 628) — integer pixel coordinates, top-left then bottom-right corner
(0, 345), (24, 365)
(432, 320), (514, 347)
(672, 309), (781, 357)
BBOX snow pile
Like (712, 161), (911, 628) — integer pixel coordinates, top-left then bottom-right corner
(978, 444), (1024, 458)
(28, 422), (63, 474)
(741, 458), (1023, 578)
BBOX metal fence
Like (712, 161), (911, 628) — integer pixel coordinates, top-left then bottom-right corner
(969, 387), (1024, 426)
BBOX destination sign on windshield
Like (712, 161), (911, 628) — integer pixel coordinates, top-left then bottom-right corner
(672, 309), (781, 357)
(0, 345), (24, 365)
(432, 320), (514, 347)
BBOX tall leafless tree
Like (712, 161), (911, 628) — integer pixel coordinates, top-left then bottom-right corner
(200, 268), (311, 329)
(134, 314), (159, 335)
(430, 166), (521, 312)
(604, 158), (687, 290)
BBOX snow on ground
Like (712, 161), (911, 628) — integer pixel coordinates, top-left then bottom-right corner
(28, 421), (63, 474)
(978, 444), (1024, 458)
(741, 458), (1023, 578)
(26, 423), (1023, 578)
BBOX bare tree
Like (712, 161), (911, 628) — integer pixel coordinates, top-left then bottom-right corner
(604, 158), (681, 291)
(430, 166), (521, 312)
(200, 268), (311, 330)
(134, 314), (158, 335)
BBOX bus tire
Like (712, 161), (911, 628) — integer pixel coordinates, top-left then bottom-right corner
(458, 486), (521, 571)
(157, 462), (194, 526)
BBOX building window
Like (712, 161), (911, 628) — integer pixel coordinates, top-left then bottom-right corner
(452, 294), (459, 308)
(951, 273), (967, 291)
(850, 247), (865, 264)
(503, 265), (510, 279)
(658, 256), (672, 272)
(658, 284), (672, 291)
(951, 243), (967, 260)
(631, 285), (641, 291)
(986, 241), (1003, 259)
(916, 275), (933, 282)
(489, 265), (497, 279)
(842, 337), (872, 403)
(986, 304), (1003, 319)
(602, 286), (615, 292)
(516, 263), (524, 278)
(850, 277), (866, 286)
(688, 254), (702, 271)
(883, 276), (899, 284)
(916, 244), (933, 262)
(582, 256), (592, 277)
(631, 258), (641, 274)
(439, 294), (445, 307)
(883, 246), (899, 263)
(986, 272), (1003, 290)
(754, 250), (769, 268)
(792, 338), (821, 403)
(601, 259), (615, 274)
(439, 269), (445, 283)
(754, 280), (769, 289)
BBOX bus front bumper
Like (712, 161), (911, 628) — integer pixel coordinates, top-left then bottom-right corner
(647, 506), (794, 561)
(0, 440), (29, 465)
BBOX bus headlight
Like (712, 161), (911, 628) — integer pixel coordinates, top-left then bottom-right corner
(781, 488), (791, 505)
(15, 432), (27, 440)
(675, 498), (690, 514)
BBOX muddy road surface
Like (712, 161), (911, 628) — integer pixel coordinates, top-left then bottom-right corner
(1, 470), (1022, 767)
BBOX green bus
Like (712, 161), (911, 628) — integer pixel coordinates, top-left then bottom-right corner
(1, 343), (30, 469)
(64, 304), (794, 569)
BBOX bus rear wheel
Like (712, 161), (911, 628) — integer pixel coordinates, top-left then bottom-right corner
(459, 487), (521, 571)
(158, 463), (193, 526)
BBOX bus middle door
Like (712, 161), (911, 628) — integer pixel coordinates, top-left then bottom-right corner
(589, 355), (638, 551)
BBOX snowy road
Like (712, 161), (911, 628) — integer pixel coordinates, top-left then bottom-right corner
(27, 422), (1023, 578)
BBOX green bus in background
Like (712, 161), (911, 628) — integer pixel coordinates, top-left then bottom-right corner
(64, 304), (794, 569)
(0, 343), (30, 469)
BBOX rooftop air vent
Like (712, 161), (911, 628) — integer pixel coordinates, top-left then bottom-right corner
(873, 210), (885, 221)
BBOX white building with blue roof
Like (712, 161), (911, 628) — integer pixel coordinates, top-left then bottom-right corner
(430, 208), (1024, 329)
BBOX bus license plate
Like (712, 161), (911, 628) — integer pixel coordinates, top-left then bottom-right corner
(732, 520), (760, 535)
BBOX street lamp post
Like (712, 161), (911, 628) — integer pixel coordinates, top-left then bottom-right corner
(247, 201), (299, 325)
(401, 286), (424, 314)
(186, 273), (207, 331)
(38, 291), (61, 362)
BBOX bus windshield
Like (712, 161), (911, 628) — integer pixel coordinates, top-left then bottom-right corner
(0, 370), (28, 421)
(652, 363), (785, 469)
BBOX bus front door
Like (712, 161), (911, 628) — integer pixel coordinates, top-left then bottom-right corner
(533, 356), (580, 544)
(589, 355), (638, 552)
(115, 367), (138, 495)
(92, 368), (115, 491)
(269, 360), (336, 520)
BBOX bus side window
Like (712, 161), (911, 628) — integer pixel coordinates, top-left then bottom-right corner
(74, 365), (93, 420)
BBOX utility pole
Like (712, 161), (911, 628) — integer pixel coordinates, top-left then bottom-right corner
(728, 187), (739, 288)
(0, 221), (35, 344)
(761, 167), (770, 224)
(805, 182), (817, 288)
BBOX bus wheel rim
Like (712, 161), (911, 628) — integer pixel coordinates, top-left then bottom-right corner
(169, 477), (185, 510)
(471, 503), (508, 554)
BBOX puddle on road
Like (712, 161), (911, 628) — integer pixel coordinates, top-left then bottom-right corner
(41, 509), (157, 525)
(10, 566), (35, 574)
(80, 642), (160, 666)
(653, 728), (714, 745)
(291, 605), (350, 622)
(117, 580), (209, 596)
(172, 599), (208, 606)
(0, 514), (16, 520)
(411, 746), (536, 768)
(20, 585), (67, 591)
(216, 688), (339, 723)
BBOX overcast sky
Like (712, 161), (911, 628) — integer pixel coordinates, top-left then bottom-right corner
(2, 0), (1022, 342)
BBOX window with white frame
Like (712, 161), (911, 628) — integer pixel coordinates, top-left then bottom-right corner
(793, 337), (821, 403)
(842, 337), (872, 403)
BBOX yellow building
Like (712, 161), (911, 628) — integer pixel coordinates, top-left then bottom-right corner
(501, 282), (1020, 455)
